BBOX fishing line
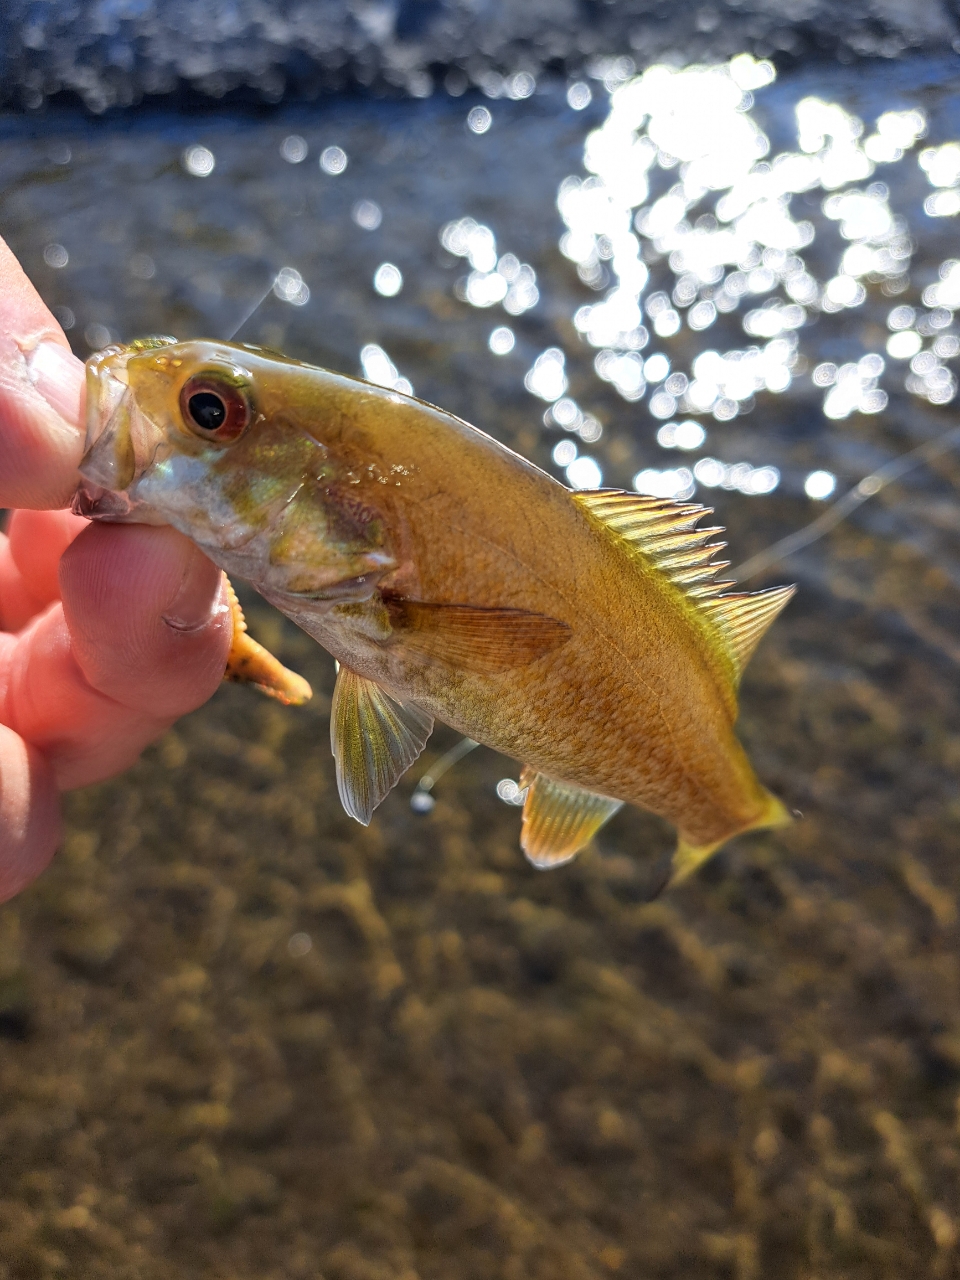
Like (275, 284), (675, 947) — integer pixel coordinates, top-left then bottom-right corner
(410, 738), (479, 812)
(223, 274), (281, 343)
(733, 423), (960, 582)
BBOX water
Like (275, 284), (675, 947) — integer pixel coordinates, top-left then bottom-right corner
(5, 0), (959, 111)
(3, 50), (960, 1280)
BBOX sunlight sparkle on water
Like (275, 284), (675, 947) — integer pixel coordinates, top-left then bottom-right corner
(550, 397), (581, 428)
(506, 72), (536, 101)
(373, 263), (403, 296)
(182, 145), (215, 177)
(547, 49), (956, 461)
(496, 779), (527, 806)
(805, 470), (837, 500)
(818, 356), (887, 419)
(360, 344), (413, 396)
(467, 107), (492, 135)
(924, 261), (960, 309)
(489, 326), (515, 354)
(920, 142), (960, 192)
(566, 456), (603, 489)
(634, 467), (695, 501)
(595, 349), (645, 401)
(693, 458), (779, 495)
(273, 267), (310, 307)
(567, 82), (592, 111)
(352, 199), (383, 230)
(887, 330), (922, 359)
(280, 135), (308, 164)
(443, 218), (539, 315)
(525, 349), (568, 402)
(320, 146), (348, 174)
(429, 50), (960, 499)
(657, 421), (706, 450)
(643, 353), (670, 382)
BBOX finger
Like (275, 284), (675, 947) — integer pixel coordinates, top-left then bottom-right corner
(0, 235), (86, 509)
(0, 605), (171, 790)
(1, 524), (231, 790)
(0, 509), (88, 631)
(0, 721), (61, 904)
(0, 533), (36, 633)
(59, 523), (232, 718)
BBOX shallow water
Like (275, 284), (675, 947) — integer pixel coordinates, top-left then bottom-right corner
(3, 52), (960, 1279)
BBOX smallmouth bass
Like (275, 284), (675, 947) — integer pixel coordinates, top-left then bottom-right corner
(75, 336), (793, 889)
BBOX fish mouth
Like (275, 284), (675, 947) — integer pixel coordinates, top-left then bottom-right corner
(77, 337), (176, 519)
(72, 483), (136, 521)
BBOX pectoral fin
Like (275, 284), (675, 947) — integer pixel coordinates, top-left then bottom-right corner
(384, 595), (570, 674)
(223, 576), (312, 706)
(331, 665), (434, 824)
(519, 768), (623, 869)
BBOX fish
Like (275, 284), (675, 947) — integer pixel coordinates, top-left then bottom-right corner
(74, 335), (794, 891)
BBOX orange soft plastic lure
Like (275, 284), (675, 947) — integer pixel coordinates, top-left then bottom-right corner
(76, 337), (793, 889)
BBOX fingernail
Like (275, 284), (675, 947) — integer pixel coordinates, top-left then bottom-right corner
(162, 548), (219, 633)
(27, 340), (85, 426)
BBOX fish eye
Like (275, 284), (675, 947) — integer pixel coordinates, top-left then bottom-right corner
(180, 372), (251, 443)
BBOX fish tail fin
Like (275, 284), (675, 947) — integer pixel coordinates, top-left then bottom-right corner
(661, 789), (792, 895)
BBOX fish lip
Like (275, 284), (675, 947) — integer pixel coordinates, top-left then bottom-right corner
(72, 481), (137, 521)
(71, 480), (172, 525)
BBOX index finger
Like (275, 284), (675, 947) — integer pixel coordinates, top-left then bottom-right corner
(0, 235), (86, 509)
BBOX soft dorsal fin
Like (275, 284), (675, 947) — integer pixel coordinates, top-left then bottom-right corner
(519, 767), (623, 869)
(331, 665), (434, 824)
(571, 489), (794, 681)
(699, 585), (795, 677)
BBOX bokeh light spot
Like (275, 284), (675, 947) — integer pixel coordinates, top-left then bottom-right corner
(373, 263), (403, 296)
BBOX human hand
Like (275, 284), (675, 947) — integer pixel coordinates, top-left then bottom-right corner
(0, 235), (232, 903)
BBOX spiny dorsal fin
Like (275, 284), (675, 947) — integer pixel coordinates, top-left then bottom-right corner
(571, 489), (793, 681)
(572, 490), (733, 599)
(519, 767), (623, 869)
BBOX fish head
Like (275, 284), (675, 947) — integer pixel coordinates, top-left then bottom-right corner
(76, 337), (398, 603)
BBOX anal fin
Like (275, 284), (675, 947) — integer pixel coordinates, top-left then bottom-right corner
(519, 767), (623, 869)
(332, 665), (434, 824)
(223, 576), (312, 706)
